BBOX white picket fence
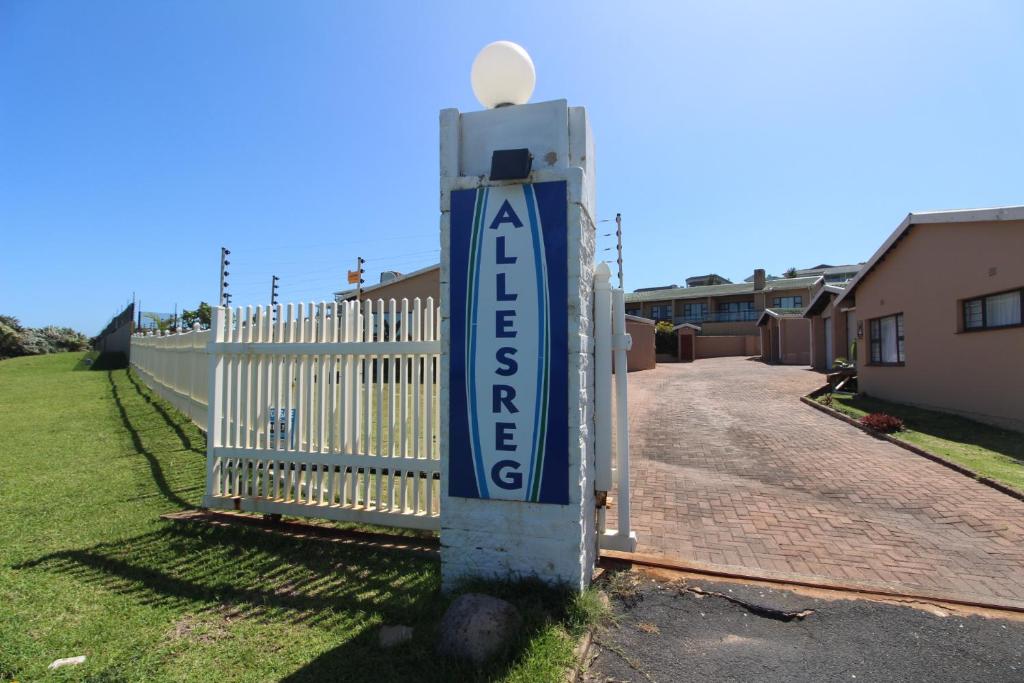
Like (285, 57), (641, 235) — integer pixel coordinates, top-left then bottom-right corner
(130, 281), (634, 545)
(202, 299), (441, 530)
(131, 325), (211, 429)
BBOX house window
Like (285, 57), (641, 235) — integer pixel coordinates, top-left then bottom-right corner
(772, 296), (803, 308)
(963, 288), (1023, 331)
(869, 313), (904, 365)
(682, 303), (708, 320)
(716, 301), (755, 321)
(625, 306), (642, 317)
(649, 304), (673, 321)
(716, 301), (755, 312)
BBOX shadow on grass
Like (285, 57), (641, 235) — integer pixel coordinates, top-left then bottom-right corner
(15, 523), (437, 630)
(107, 370), (199, 510)
(124, 368), (196, 452)
(73, 351), (129, 371)
(834, 394), (1024, 463)
(72, 351), (98, 371)
(93, 351), (129, 370)
(16, 522), (584, 682)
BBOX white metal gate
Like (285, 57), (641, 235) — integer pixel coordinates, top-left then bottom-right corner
(202, 298), (442, 530)
(594, 264), (638, 551)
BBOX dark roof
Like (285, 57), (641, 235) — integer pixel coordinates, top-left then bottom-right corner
(803, 284), (846, 317)
(756, 307), (807, 326)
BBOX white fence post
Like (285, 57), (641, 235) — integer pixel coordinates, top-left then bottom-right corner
(602, 287), (638, 552)
(594, 264), (614, 497)
(204, 306), (226, 502)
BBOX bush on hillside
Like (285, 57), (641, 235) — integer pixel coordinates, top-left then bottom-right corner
(859, 412), (904, 434)
(0, 316), (91, 359)
(0, 315), (24, 358)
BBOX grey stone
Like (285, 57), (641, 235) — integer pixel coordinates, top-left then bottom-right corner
(378, 624), (413, 648)
(436, 593), (522, 664)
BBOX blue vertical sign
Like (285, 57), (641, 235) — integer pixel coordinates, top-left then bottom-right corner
(449, 181), (569, 504)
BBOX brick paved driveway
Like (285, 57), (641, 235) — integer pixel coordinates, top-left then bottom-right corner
(620, 357), (1024, 607)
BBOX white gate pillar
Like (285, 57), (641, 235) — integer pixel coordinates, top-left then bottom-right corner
(439, 85), (598, 590)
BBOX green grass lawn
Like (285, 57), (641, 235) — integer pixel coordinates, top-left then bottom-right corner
(0, 353), (599, 682)
(818, 392), (1024, 493)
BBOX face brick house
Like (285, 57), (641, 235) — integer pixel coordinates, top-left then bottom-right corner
(832, 205), (1024, 431)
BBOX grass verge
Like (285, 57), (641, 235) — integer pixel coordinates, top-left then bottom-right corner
(0, 352), (602, 682)
(816, 392), (1024, 493)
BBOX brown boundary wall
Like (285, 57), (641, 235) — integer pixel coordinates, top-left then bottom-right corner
(696, 335), (759, 359)
(625, 318), (656, 371)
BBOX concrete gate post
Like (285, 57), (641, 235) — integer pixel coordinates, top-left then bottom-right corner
(439, 98), (598, 591)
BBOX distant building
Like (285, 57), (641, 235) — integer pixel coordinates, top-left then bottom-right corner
(743, 263), (863, 284)
(633, 284), (680, 293)
(625, 268), (822, 338)
(685, 273), (732, 287)
(794, 263), (863, 283)
(334, 263), (440, 305)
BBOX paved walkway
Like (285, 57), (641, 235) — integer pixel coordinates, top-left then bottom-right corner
(619, 357), (1024, 607)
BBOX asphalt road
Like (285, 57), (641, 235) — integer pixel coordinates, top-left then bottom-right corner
(584, 572), (1024, 683)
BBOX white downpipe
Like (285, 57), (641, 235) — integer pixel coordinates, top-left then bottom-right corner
(603, 287), (638, 552)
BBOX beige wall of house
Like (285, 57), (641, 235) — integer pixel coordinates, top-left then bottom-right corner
(759, 316), (811, 365)
(854, 219), (1024, 431)
(809, 295), (852, 371)
(810, 313), (826, 369)
(781, 317), (811, 365)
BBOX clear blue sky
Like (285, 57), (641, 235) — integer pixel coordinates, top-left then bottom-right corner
(2, 1), (1022, 333)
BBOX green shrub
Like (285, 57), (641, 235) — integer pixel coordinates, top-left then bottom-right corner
(654, 321), (676, 355)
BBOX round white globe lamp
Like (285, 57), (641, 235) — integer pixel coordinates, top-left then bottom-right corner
(471, 41), (536, 109)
